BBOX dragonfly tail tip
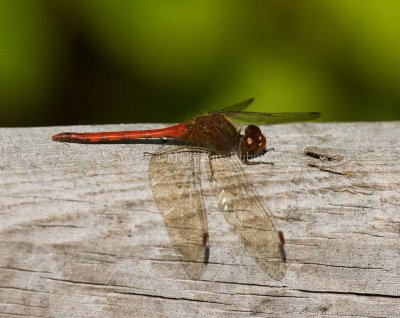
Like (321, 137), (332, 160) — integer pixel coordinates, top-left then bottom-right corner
(52, 132), (72, 142)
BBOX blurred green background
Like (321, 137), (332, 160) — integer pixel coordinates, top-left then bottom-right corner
(1, 0), (399, 127)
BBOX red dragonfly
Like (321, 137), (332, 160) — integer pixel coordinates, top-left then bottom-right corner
(53, 98), (320, 280)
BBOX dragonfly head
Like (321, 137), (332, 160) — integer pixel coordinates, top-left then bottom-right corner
(240, 125), (267, 159)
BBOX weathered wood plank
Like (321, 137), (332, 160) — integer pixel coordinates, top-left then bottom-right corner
(1, 122), (400, 317)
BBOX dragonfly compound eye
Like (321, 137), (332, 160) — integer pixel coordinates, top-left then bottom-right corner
(241, 125), (267, 158)
(244, 125), (261, 135)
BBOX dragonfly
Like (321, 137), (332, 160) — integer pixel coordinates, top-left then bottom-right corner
(52, 98), (320, 280)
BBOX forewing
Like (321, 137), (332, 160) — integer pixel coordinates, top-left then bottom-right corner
(213, 98), (254, 112)
(206, 155), (286, 280)
(148, 144), (208, 280)
(222, 111), (320, 125)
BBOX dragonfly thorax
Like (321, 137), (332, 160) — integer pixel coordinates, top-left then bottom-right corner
(239, 125), (267, 159)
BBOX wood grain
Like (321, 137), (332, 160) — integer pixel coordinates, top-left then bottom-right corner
(1, 122), (399, 317)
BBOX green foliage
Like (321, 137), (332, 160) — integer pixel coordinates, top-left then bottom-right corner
(0, 1), (399, 125)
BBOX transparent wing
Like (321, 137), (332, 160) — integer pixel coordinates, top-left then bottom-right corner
(214, 98), (254, 112)
(221, 111), (321, 125)
(206, 154), (286, 280)
(148, 143), (209, 280)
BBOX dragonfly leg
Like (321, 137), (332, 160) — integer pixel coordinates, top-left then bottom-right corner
(207, 153), (217, 180)
(208, 152), (232, 180)
(241, 152), (274, 165)
(143, 151), (156, 157)
(242, 159), (275, 166)
(241, 147), (275, 165)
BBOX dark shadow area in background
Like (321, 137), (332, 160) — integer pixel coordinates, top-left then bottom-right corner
(2, 4), (215, 127)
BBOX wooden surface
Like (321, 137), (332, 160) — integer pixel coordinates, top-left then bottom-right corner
(1, 122), (400, 318)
